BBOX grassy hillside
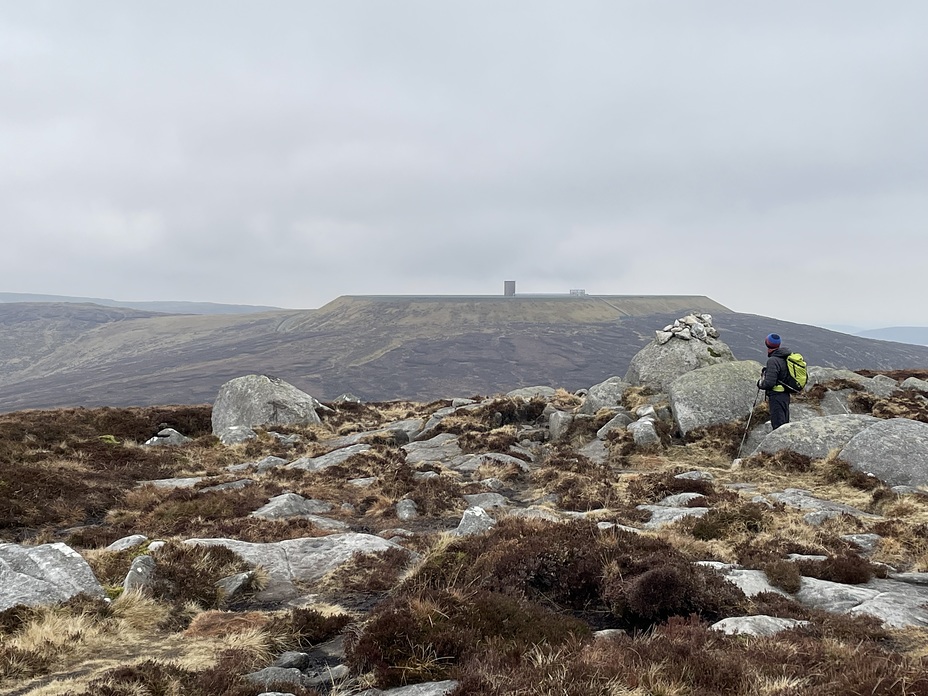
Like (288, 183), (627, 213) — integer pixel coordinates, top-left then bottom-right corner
(2, 296), (928, 412)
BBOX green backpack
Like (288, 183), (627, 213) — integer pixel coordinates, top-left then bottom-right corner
(780, 353), (808, 393)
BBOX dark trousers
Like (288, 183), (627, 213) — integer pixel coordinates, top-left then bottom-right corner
(768, 391), (790, 430)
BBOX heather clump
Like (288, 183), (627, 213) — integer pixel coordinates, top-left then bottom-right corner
(345, 588), (589, 687)
(625, 469), (732, 505)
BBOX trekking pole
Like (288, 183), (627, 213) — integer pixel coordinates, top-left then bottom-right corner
(736, 389), (761, 461)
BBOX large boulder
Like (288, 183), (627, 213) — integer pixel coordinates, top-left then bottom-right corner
(185, 533), (404, 584)
(668, 361), (762, 436)
(212, 375), (322, 435)
(0, 542), (105, 611)
(625, 336), (736, 392)
(756, 414), (881, 459)
(839, 418), (928, 487)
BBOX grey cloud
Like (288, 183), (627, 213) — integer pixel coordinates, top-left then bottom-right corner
(1, 1), (926, 325)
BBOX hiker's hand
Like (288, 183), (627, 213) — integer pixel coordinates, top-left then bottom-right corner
(756, 379), (763, 389)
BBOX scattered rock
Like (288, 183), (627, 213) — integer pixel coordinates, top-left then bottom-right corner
(212, 374), (322, 435)
(0, 542), (106, 611)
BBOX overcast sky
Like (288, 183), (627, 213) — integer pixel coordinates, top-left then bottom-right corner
(2, 1), (926, 328)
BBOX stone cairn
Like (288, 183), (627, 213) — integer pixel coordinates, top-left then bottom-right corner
(655, 313), (720, 345)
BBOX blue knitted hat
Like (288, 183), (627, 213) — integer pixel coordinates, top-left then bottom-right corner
(765, 333), (782, 349)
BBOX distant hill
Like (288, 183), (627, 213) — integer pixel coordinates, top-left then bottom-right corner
(856, 327), (928, 347)
(0, 292), (283, 315)
(1, 294), (927, 412)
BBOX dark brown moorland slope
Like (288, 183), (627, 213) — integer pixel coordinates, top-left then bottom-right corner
(2, 295), (928, 412)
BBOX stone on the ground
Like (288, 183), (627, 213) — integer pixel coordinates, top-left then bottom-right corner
(122, 555), (156, 593)
(839, 418), (928, 487)
(287, 444), (371, 472)
(711, 615), (809, 636)
(212, 374), (322, 435)
(452, 507), (496, 536)
(251, 493), (334, 519)
(144, 428), (192, 446)
(668, 360), (762, 436)
(0, 542), (105, 611)
(578, 377), (631, 415)
(625, 334), (735, 392)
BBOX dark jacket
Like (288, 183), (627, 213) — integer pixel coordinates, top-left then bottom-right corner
(759, 346), (791, 393)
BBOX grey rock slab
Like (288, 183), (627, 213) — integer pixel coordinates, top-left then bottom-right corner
(625, 335), (736, 392)
(246, 667), (313, 689)
(841, 533), (883, 555)
(212, 374), (322, 434)
(711, 615), (809, 636)
(372, 680), (460, 696)
(548, 410), (574, 441)
(227, 455), (289, 474)
(200, 479), (253, 493)
(506, 386), (556, 400)
(468, 452), (532, 472)
(287, 444), (372, 472)
(141, 476), (203, 489)
(627, 418), (660, 447)
(349, 477), (377, 487)
(504, 507), (564, 523)
(452, 507), (497, 536)
(306, 664), (351, 687)
(596, 412), (632, 439)
(675, 470), (714, 481)
(463, 493), (510, 509)
(251, 493), (333, 519)
(637, 505), (709, 530)
(185, 534), (404, 584)
(767, 488), (880, 520)
(840, 418), (928, 487)
(818, 388), (855, 416)
(272, 651), (310, 669)
(795, 576), (928, 628)
(756, 414), (880, 460)
(217, 425), (258, 445)
(396, 499), (419, 521)
(699, 563), (789, 598)
(144, 428), (192, 446)
(105, 534), (149, 552)
(0, 542), (106, 611)
(217, 571), (256, 601)
(122, 555), (155, 593)
(579, 376), (631, 415)
(579, 439), (607, 464)
(402, 433), (463, 465)
(658, 492), (706, 507)
(668, 360), (764, 436)
(387, 418), (427, 441)
(902, 376), (928, 393)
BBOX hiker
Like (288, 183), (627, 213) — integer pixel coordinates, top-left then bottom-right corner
(757, 333), (792, 430)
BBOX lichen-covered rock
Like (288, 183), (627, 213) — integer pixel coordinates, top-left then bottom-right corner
(578, 376), (631, 415)
(839, 418), (928, 487)
(668, 360), (762, 436)
(756, 414), (880, 459)
(626, 335), (736, 392)
(212, 374), (322, 435)
(0, 543), (105, 611)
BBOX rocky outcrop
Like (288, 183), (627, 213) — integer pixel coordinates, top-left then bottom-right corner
(625, 314), (735, 392)
(839, 418), (928, 487)
(212, 374), (322, 436)
(668, 360), (762, 436)
(0, 542), (105, 611)
(756, 414), (881, 459)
